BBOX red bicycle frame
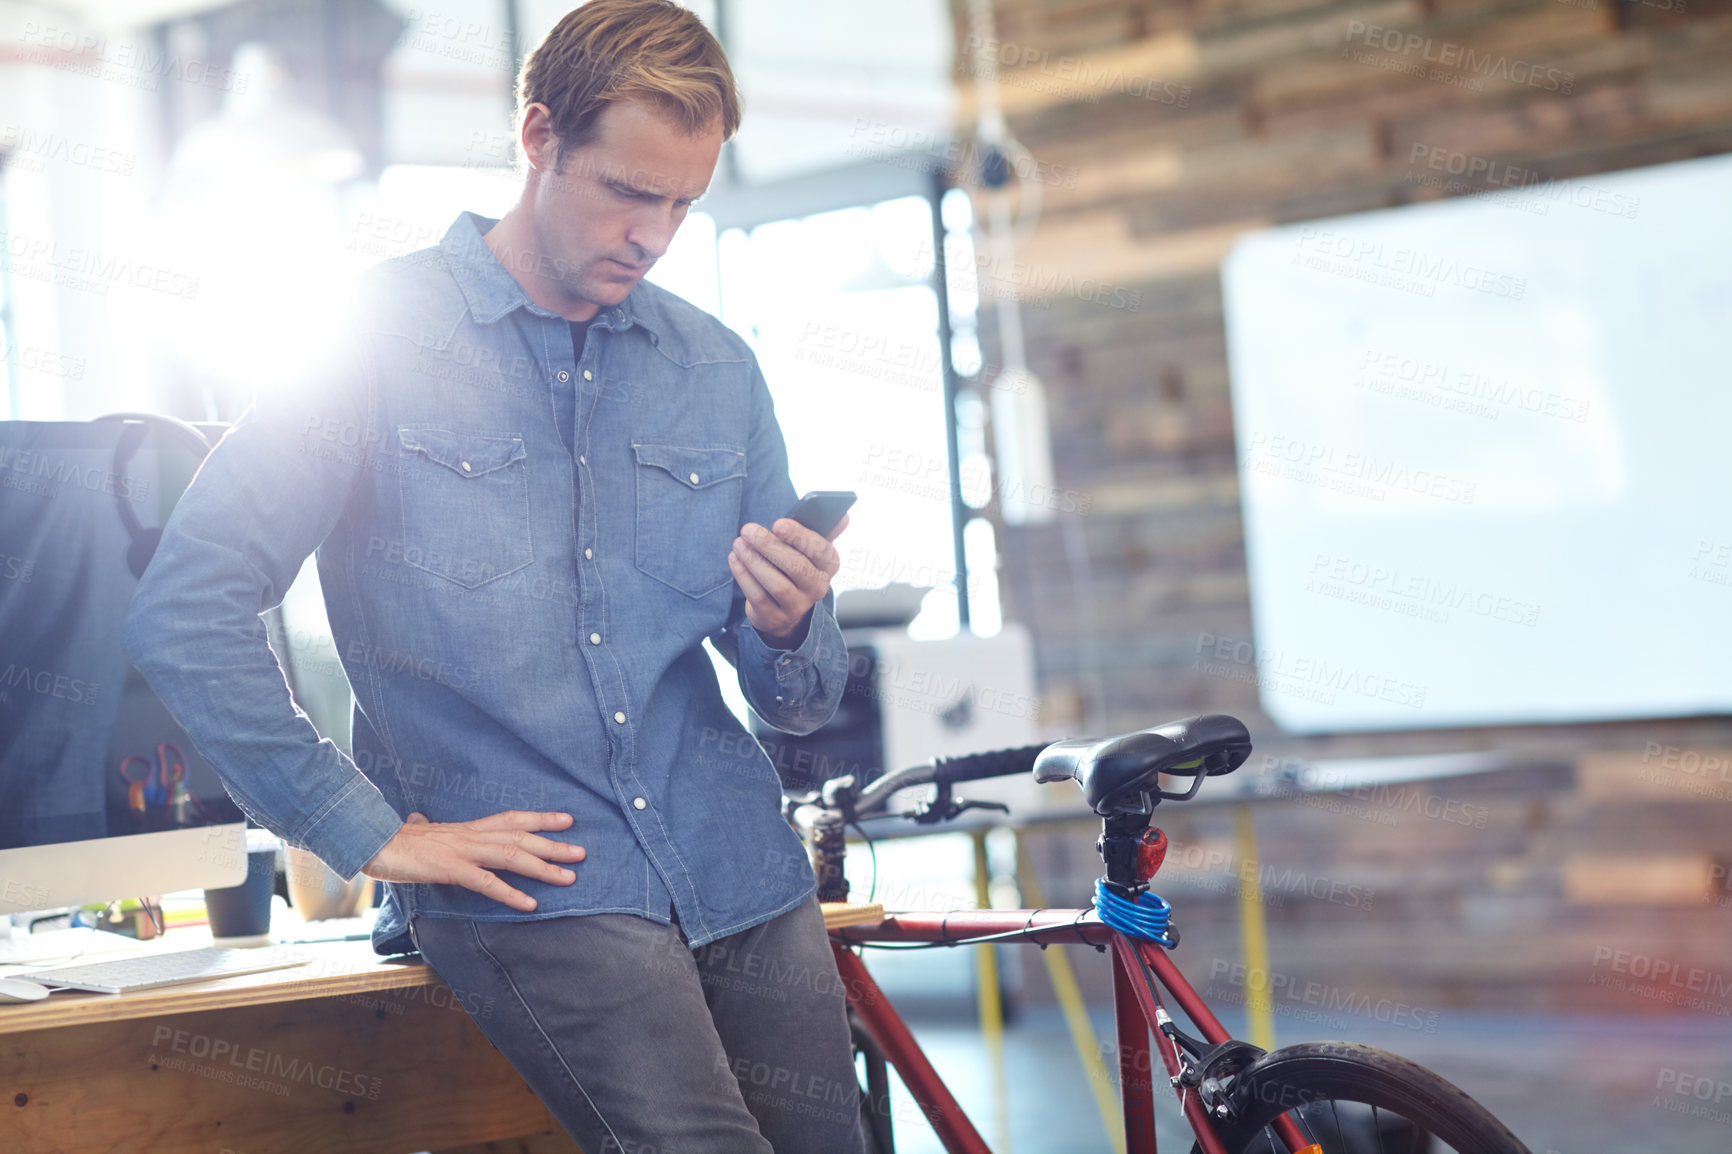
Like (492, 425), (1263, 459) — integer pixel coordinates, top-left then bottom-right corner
(831, 909), (1311, 1154)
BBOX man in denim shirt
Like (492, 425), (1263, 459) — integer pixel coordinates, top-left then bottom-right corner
(124, 2), (864, 1150)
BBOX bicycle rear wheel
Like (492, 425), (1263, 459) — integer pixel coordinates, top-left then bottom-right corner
(850, 1007), (896, 1154)
(1191, 1042), (1531, 1154)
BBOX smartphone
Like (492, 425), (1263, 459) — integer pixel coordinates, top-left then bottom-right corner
(785, 490), (856, 537)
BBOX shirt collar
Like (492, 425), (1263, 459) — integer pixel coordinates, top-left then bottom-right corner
(439, 211), (658, 336)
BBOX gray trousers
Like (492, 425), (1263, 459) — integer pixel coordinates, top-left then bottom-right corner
(410, 894), (865, 1153)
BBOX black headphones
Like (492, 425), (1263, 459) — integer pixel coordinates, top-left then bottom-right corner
(95, 413), (216, 579)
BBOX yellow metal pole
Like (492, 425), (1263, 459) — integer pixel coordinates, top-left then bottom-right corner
(971, 829), (1011, 1152)
(1014, 831), (1127, 1154)
(1233, 805), (1277, 1051)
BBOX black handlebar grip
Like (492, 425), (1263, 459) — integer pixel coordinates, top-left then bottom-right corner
(931, 743), (1051, 786)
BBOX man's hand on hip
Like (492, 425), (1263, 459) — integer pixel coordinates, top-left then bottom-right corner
(361, 810), (586, 912)
(728, 513), (849, 649)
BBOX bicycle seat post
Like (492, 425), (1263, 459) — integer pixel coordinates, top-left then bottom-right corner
(1098, 811), (1157, 896)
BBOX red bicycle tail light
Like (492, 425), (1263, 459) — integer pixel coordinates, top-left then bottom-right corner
(1136, 827), (1168, 882)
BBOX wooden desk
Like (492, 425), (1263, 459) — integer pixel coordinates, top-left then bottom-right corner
(0, 938), (578, 1154)
(0, 904), (884, 1154)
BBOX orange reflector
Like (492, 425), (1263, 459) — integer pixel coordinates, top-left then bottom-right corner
(1295, 1146), (1323, 1154)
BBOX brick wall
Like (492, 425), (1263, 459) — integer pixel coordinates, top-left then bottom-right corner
(955, 0), (1732, 757)
(946, 0), (1732, 1011)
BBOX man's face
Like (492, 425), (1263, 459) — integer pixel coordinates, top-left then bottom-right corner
(526, 99), (723, 311)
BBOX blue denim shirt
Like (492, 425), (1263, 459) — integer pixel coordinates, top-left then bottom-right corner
(124, 212), (845, 955)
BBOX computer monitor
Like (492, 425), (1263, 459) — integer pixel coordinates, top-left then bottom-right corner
(0, 417), (252, 916)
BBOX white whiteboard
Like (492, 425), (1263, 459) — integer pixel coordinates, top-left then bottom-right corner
(1220, 151), (1732, 733)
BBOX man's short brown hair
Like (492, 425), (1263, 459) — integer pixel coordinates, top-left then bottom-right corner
(517, 0), (741, 168)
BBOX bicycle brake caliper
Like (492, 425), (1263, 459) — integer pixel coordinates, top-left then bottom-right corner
(1154, 1006), (1203, 1088)
(1195, 1039), (1268, 1123)
(1155, 1007), (1267, 1124)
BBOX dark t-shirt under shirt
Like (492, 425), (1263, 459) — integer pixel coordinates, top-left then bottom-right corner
(557, 318), (593, 452)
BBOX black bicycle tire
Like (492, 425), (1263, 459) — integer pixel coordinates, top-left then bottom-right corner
(1191, 1041), (1532, 1154)
(856, 1095), (890, 1154)
(850, 1009), (896, 1154)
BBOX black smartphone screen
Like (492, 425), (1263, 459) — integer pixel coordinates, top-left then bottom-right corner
(786, 490), (856, 536)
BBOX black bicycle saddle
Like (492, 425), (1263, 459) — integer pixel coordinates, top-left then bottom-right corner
(1032, 715), (1253, 814)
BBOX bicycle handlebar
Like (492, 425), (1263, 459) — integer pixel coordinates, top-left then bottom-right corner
(853, 742), (1051, 817)
(935, 742), (1052, 785)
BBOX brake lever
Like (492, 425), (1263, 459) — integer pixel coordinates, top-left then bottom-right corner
(910, 795), (1011, 825)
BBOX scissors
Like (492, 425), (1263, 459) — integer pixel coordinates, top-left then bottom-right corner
(118, 743), (186, 813)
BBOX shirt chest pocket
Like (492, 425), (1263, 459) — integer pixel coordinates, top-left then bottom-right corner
(631, 442), (746, 598)
(397, 426), (534, 589)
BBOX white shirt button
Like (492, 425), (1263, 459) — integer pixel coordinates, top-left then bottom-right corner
(584, 548), (593, 559)
(578, 455), (587, 465)
(688, 472), (700, 484)
(460, 461), (472, 473)
(613, 711), (626, 724)
(589, 632), (601, 645)
(556, 370), (569, 383)
(583, 370), (593, 381)
(632, 797), (646, 810)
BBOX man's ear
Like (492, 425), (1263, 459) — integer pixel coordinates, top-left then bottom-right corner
(520, 102), (557, 172)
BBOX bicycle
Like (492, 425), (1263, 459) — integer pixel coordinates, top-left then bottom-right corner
(783, 714), (1533, 1154)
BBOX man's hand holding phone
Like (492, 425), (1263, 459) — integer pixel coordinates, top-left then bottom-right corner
(728, 491), (855, 649)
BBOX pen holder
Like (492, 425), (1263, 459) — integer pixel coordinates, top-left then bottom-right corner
(285, 846), (375, 922)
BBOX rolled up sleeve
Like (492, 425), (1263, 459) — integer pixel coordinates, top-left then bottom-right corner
(122, 321), (403, 881)
(733, 592), (848, 735)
